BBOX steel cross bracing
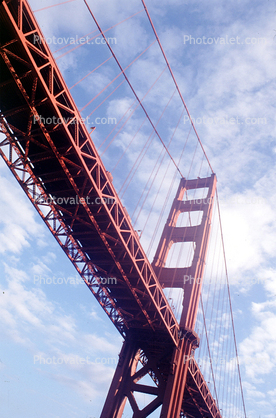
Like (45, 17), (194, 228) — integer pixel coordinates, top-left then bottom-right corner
(0, 1), (222, 417)
(100, 174), (218, 417)
(0, 0), (179, 348)
(152, 175), (217, 330)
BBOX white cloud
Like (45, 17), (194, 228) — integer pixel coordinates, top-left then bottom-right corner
(1, 1), (276, 416)
(268, 388), (276, 400)
(218, 189), (276, 280)
(239, 297), (276, 382)
(0, 169), (46, 254)
(0, 260), (121, 404)
(243, 381), (266, 399)
(113, 19), (149, 60)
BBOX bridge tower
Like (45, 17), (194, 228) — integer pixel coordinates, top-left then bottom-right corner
(101, 174), (217, 417)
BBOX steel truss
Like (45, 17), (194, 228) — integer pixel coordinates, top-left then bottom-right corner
(0, 0), (179, 347)
(100, 175), (220, 417)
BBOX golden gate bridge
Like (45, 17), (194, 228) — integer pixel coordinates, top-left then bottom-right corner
(0, 1), (247, 417)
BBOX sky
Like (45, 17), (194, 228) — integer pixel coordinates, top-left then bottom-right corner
(1, 0), (276, 417)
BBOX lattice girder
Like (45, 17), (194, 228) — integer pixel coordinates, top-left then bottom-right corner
(0, 0), (179, 347)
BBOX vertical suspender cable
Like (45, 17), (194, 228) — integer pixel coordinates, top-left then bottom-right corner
(216, 189), (247, 418)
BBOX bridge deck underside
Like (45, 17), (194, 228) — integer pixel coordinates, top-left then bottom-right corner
(0, 0), (179, 351)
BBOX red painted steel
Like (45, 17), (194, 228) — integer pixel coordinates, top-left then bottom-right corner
(152, 175), (217, 330)
(0, 0), (179, 348)
(0, 1), (222, 417)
